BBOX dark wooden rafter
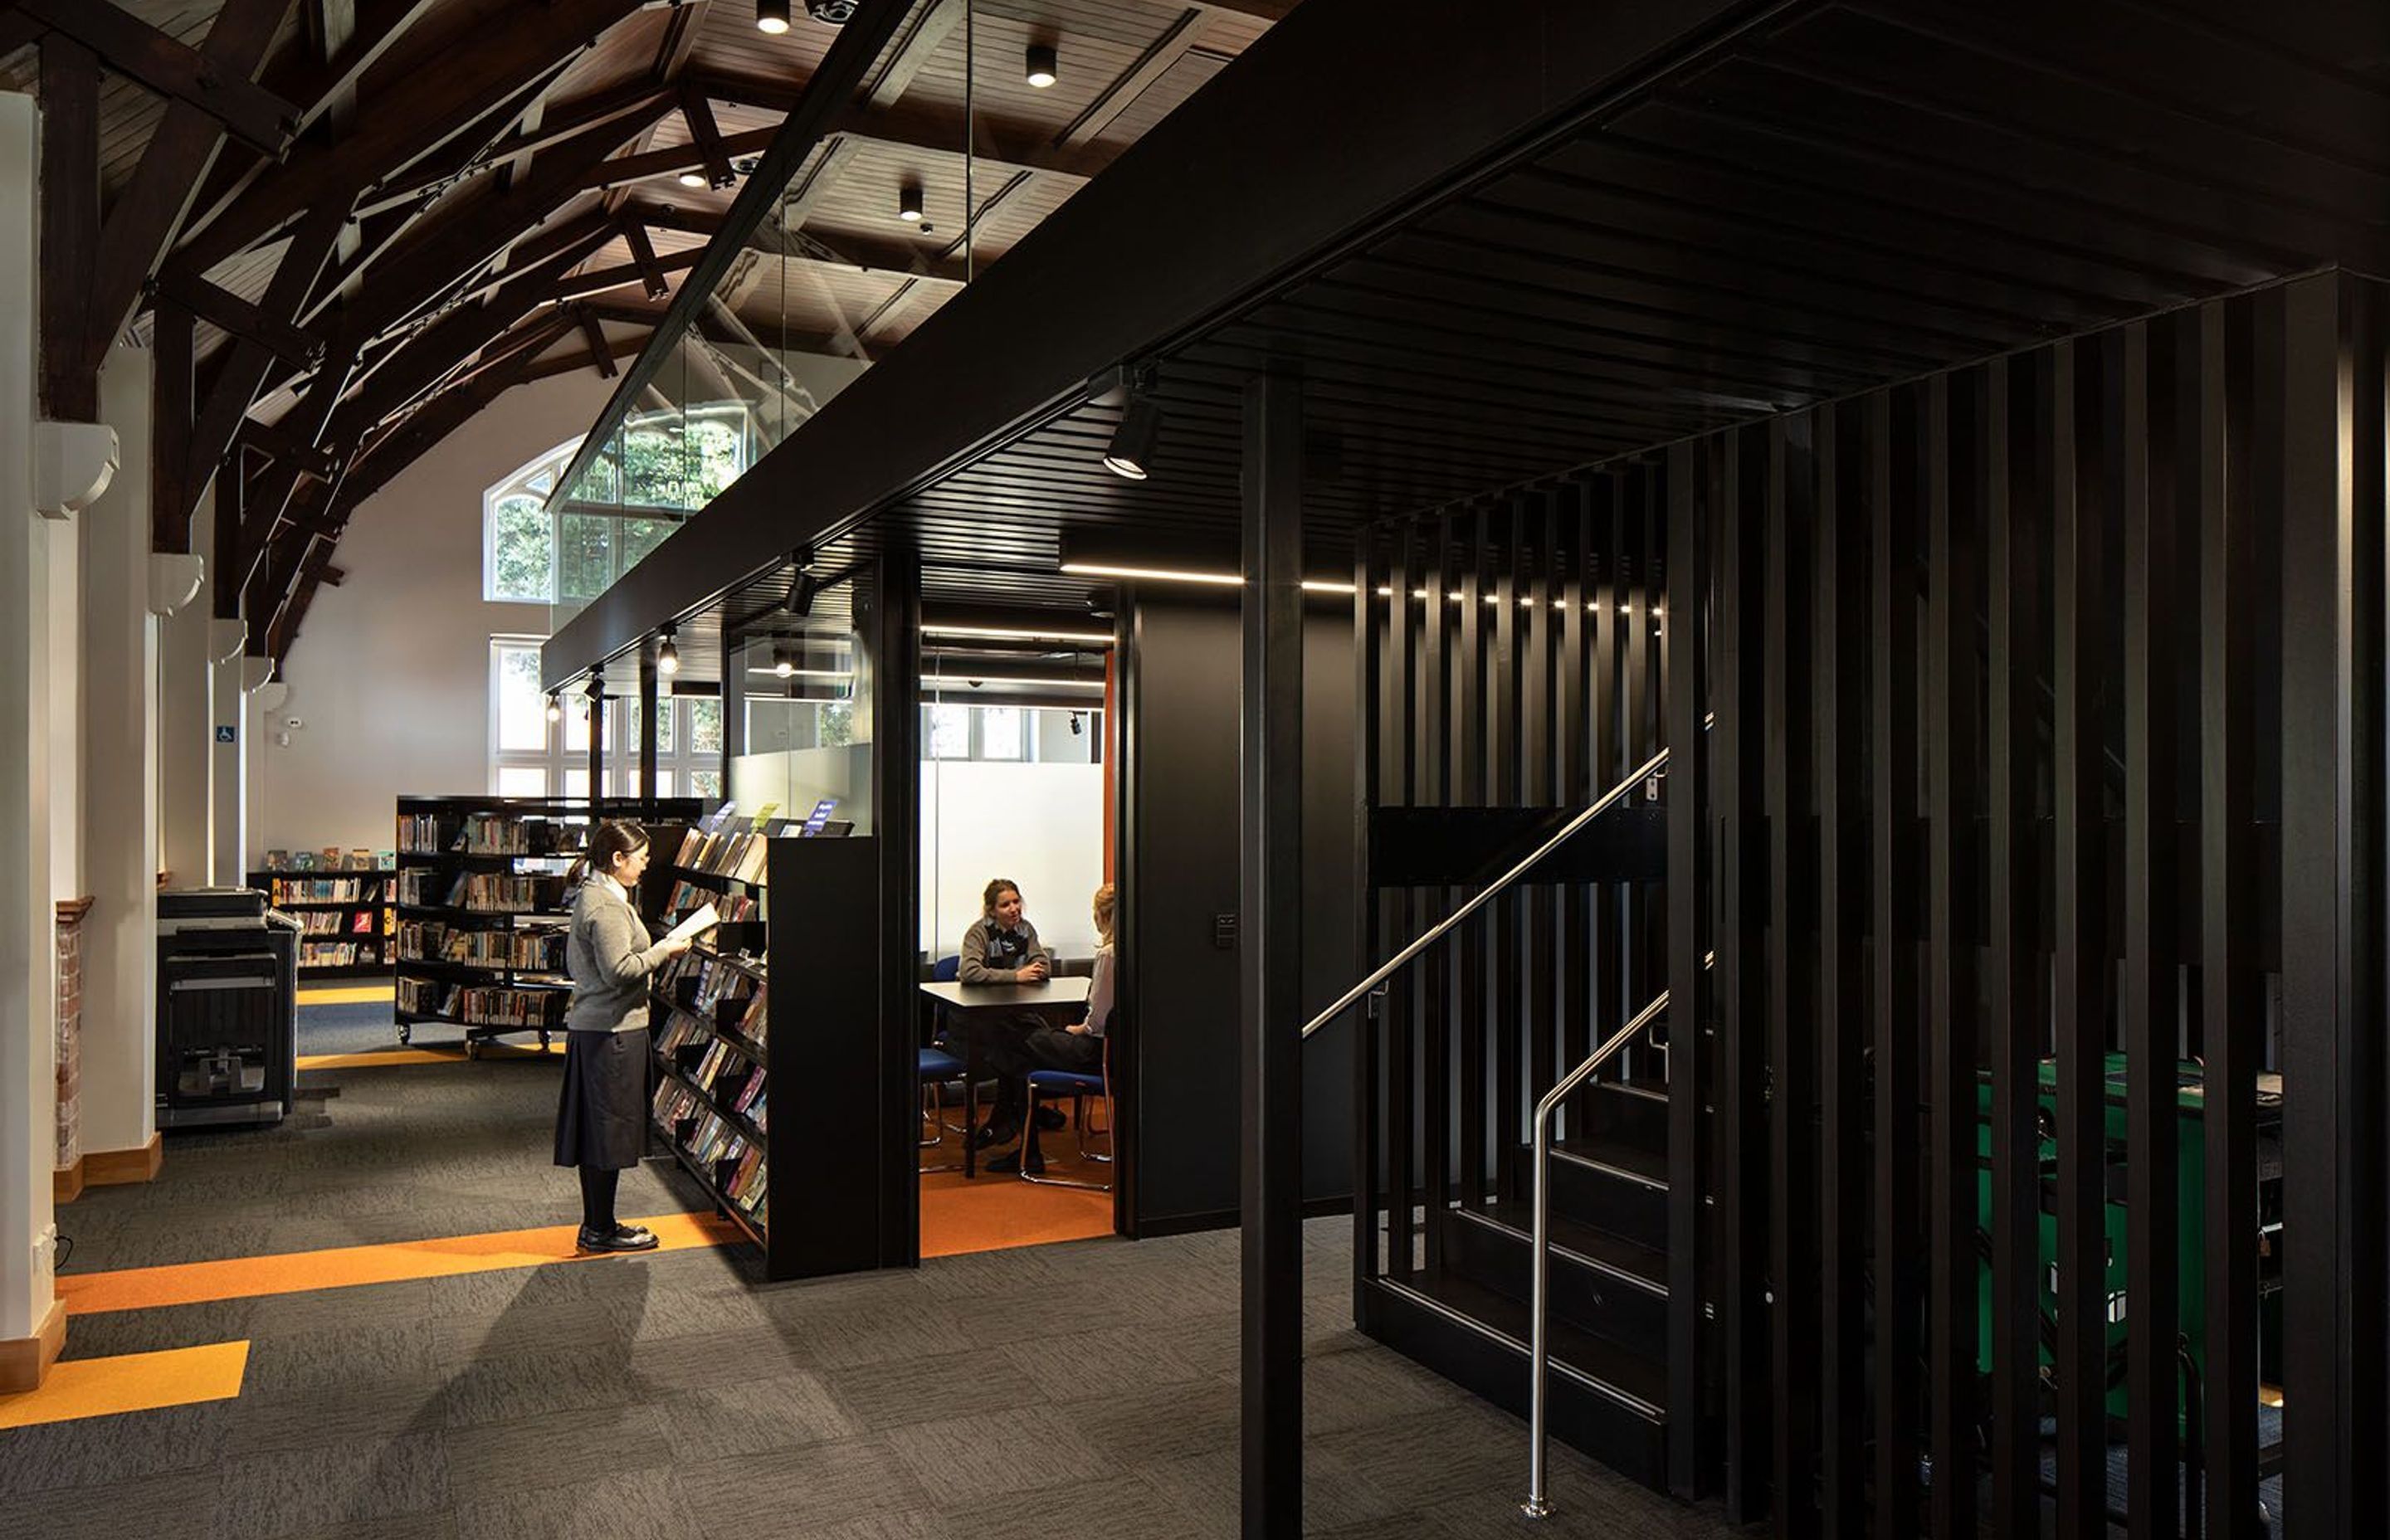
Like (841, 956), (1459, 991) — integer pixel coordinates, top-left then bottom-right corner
(79, 0), (288, 376)
(679, 84), (737, 190)
(8, 0), (299, 154)
(173, 0), (651, 275)
(529, 329), (648, 383)
(576, 304), (618, 378)
(153, 266), (327, 371)
(620, 219), (669, 298)
(235, 344), (360, 558)
(183, 200), (349, 519)
(570, 124), (778, 194)
(351, 82), (674, 217)
(37, 30), (100, 421)
(235, 416), (342, 483)
(864, 0), (963, 109)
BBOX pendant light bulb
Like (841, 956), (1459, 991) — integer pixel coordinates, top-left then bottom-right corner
(545, 692), (562, 724)
(1026, 44), (1059, 89)
(773, 646), (795, 680)
(657, 631), (680, 676)
(755, 0), (791, 35)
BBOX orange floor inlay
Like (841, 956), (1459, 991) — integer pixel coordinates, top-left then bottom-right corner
(0, 1341), (250, 1428)
(58, 1212), (738, 1315)
(295, 983), (396, 1006)
(295, 1041), (563, 1070)
(917, 1128), (1115, 1258)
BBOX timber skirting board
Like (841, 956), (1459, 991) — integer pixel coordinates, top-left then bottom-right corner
(83, 1132), (162, 1187)
(0, 1298), (67, 1392)
(53, 1157), (85, 1205)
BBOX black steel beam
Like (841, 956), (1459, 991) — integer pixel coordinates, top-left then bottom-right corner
(1661, 439), (1706, 1502)
(1239, 370), (1305, 1538)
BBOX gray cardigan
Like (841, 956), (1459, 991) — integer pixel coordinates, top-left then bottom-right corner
(564, 877), (669, 1033)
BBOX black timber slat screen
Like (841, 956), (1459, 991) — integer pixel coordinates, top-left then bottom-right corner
(1349, 271), (2389, 1536)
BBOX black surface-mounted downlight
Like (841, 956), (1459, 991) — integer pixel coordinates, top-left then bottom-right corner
(1103, 392), (1163, 480)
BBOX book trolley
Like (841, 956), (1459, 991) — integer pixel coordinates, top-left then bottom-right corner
(250, 865), (394, 977)
(646, 807), (885, 1279)
(392, 795), (697, 1054)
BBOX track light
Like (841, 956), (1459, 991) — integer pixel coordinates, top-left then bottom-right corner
(1026, 43), (1058, 88)
(755, 0), (790, 35)
(657, 629), (680, 676)
(545, 692), (562, 723)
(788, 568), (820, 618)
(1069, 710), (1084, 736)
(898, 181), (924, 223)
(1103, 390), (1162, 480)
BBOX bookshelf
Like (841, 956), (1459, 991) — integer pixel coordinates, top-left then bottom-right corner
(645, 821), (885, 1280)
(251, 866), (394, 977)
(391, 795), (699, 1053)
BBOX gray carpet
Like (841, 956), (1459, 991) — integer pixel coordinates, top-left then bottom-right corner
(31, 1033), (1741, 1539)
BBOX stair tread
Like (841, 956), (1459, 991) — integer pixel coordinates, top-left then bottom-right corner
(1396, 1267), (1668, 1411)
(1596, 1075), (1670, 1104)
(1549, 1134), (1667, 1187)
(1462, 1200), (1668, 1292)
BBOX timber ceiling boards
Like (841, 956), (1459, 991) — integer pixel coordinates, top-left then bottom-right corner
(11, 0), (1287, 670)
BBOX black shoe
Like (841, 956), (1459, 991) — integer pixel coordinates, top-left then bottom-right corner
(970, 1120), (1019, 1151)
(578, 1226), (658, 1253)
(1034, 1105), (1066, 1131)
(988, 1145), (1046, 1176)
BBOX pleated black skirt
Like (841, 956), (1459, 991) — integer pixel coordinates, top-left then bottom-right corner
(553, 1026), (649, 1171)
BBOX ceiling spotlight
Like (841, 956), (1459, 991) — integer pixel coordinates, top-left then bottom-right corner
(657, 628), (680, 676)
(755, 0), (790, 34)
(678, 170), (708, 189)
(1068, 710), (1084, 736)
(1103, 388), (1163, 480)
(788, 568), (821, 618)
(772, 646), (795, 680)
(545, 692), (563, 724)
(898, 182), (924, 223)
(1026, 44), (1059, 89)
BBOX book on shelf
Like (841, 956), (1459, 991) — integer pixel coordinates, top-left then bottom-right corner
(397, 870), (559, 913)
(663, 880), (756, 923)
(396, 920), (563, 971)
(297, 940), (368, 968)
(396, 977), (563, 1026)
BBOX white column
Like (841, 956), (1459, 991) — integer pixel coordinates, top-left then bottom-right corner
(80, 347), (158, 1162)
(0, 89), (61, 1378)
(158, 489), (214, 888)
(210, 639), (249, 888)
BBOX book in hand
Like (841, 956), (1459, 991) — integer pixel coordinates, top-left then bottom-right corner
(662, 902), (721, 949)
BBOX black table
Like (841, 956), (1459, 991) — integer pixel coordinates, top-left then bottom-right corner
(919, 977), (1092, 1177)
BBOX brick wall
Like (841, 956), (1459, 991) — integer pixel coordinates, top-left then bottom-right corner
(56, 898), (91, 1172)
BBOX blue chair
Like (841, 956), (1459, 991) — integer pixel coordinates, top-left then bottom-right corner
(1018, 1038), (1112, 1191)
(919, 955), (969, 1171)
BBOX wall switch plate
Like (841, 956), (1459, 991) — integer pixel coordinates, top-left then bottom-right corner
(1212, 913), (1238, 949)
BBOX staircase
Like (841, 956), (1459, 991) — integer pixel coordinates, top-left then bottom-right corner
(1358, 1073), (1680, 1491)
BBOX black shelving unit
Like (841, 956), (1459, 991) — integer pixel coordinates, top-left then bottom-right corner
(644, 830), (888, 1280)
(251, 868), (394, 977)
(392, 795), (697, 1054)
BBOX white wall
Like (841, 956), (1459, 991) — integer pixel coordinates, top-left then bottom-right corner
(919, 760), (1105, 961)
(247, 373), (614, 867)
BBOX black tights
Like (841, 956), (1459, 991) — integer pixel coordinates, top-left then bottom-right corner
(578, 1166), (619, 1234)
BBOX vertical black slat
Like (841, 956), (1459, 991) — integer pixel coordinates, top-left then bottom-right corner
(1559, 484), (1593, 1133)
(1645, 470), (1670, 1064)
(1422, 519), (1451, 1266)
(1985, 350), (2042, 1538)
(1664, 438), (1709, 1501)
(1625, 477), (1654, 1021)
(2280, 271), (2384, 1540)
(1388, 524), (1417, 1279)
(1596, 476), (1624, 1084)
(1237, 368), (1304, 1540)
(1354, 529), (1383, 1287)
(1813, 399), (1867, 1532)
(1872, 386), (1924, 1540)
(2052, 334), (2106, 1540)
(2123, 317), (2184, 1540)
(1459, 509), (1488, 1211)
(2360, 279), (2390, 1536)
(1717, 427), (1769, 1523)
(637, 645), (660, 802)
(1526, 494), (1557, 1121)
(1926, 367), (1983, 1540)
(1494, 504), (1524, 1177)
(2202, 292), (2261, 1540)
(1764, 416), (1818, 1538)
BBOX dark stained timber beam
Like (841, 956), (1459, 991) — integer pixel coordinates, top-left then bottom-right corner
(236, 417), (342, 483)
(80, 0), (287, 376)
(183, 201), (348, 519)
(173, 0), (650, 273)
(568, 125), (778, 194)
(680, 85), (737, 189)
(350, 81), (673, 217)
(11, 0), (298, 154)
(551, 246), (703, 303)
(621, 219), (669, 299)
(37, 31), (99, 421)
(154, 267), (328, 370)
(576, 305), (618, 378)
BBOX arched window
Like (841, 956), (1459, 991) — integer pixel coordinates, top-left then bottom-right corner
(482, 437), (581, 603)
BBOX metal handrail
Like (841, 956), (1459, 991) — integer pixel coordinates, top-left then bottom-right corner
(1299, 742), (1671, 1040)
(1521, 952), (1709, 1521)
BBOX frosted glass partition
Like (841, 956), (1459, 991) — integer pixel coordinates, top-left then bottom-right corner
(920, 760), (1104, 964)
(727, 744), (876, 834)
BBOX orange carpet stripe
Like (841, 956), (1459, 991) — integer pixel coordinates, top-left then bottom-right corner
(58, 1212), (737, 1315)
(0, 1342), (250, 1428)
(295, 1042), (563, 1070)
(295, 984), (395, 1006)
